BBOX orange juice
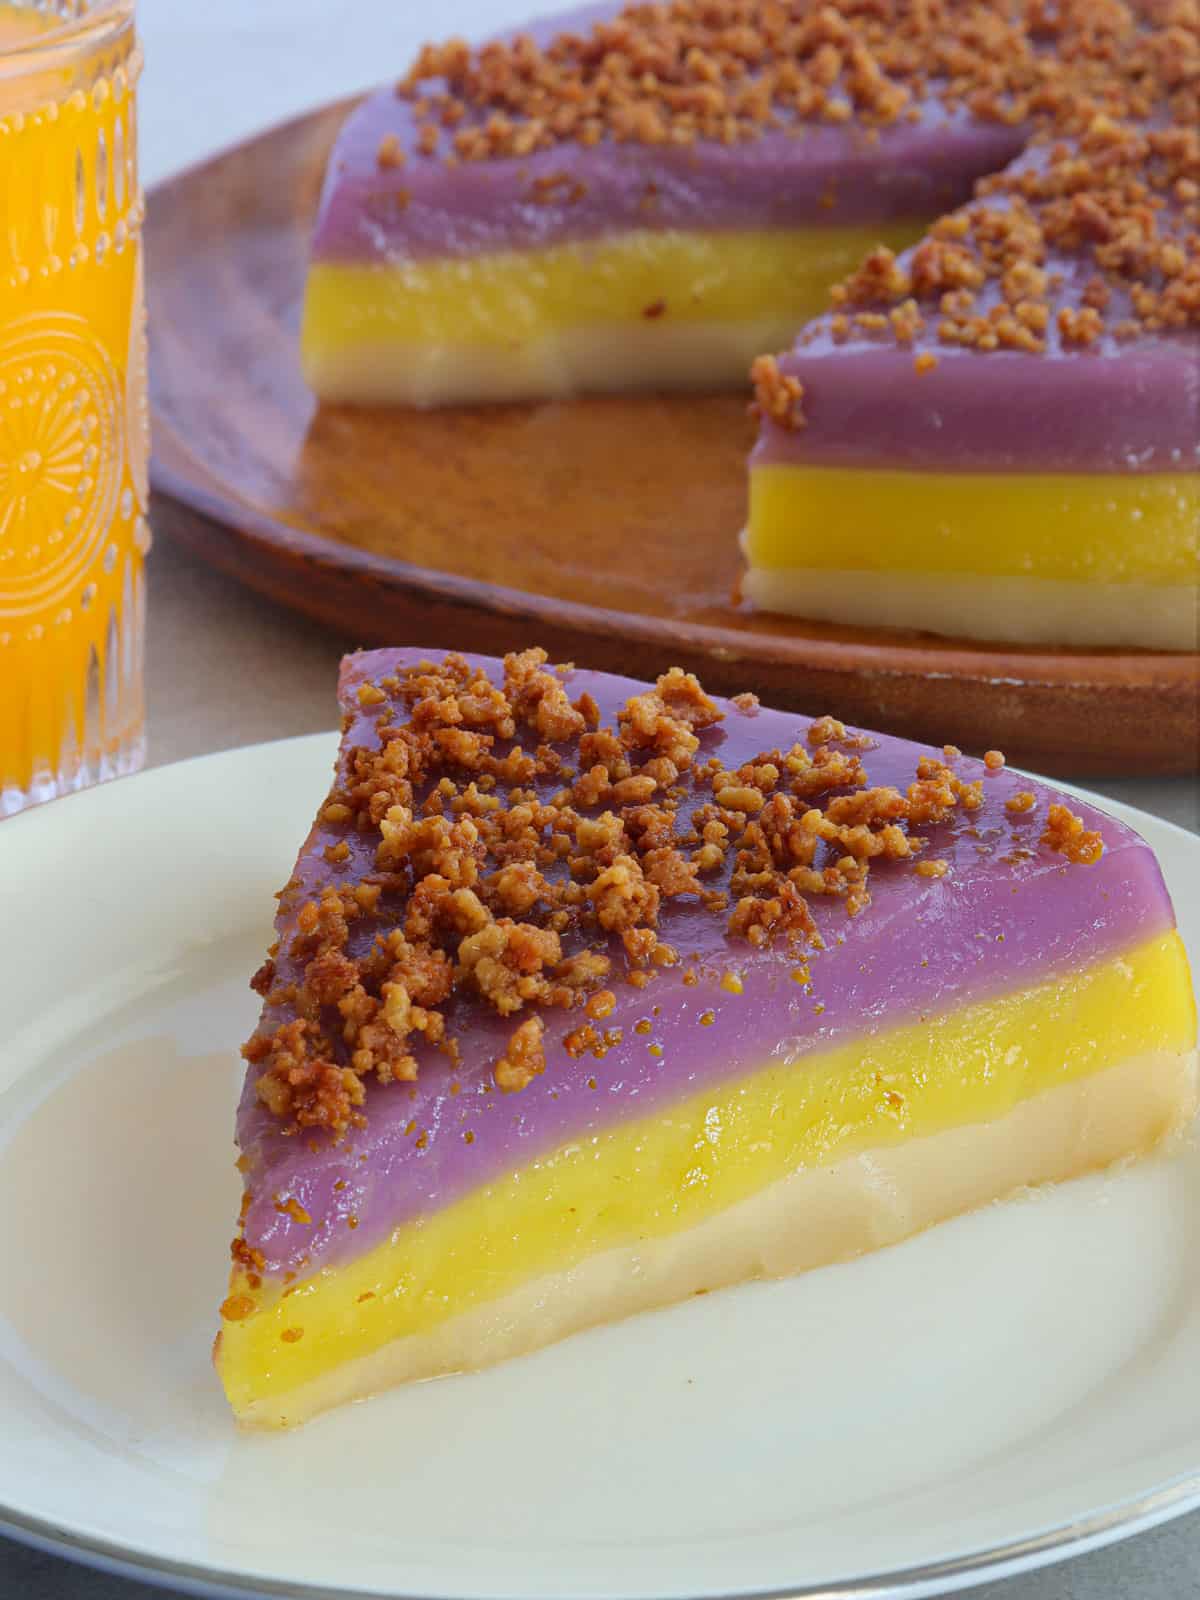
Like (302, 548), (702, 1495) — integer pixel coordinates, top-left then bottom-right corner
(0, 0), (146, 815)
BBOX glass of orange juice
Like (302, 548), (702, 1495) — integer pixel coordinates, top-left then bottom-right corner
(0, 0), (146, 816)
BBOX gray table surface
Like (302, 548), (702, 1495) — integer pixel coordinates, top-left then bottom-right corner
(3, 0), (1199, 1592)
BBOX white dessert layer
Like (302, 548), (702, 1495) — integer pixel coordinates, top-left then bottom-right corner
(741, 567), (1200, 651)
(239, 1047), (1198, 1428)
(303, 319), (801, 407)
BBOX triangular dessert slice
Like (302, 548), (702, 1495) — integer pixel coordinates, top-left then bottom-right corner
(216, 649), (1197, 1426)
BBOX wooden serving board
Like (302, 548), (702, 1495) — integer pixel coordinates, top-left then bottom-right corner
(146, 99), (1199, 775)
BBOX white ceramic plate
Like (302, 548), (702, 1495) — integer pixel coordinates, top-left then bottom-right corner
(1, 734), (1198, 1600)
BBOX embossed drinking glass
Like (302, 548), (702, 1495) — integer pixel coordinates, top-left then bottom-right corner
(0, 0), (147, 816)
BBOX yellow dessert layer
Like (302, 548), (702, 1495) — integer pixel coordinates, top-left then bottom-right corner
(304, 223), (925, 351)
(301, 222), (928, 403)
(217, 932), (1196, 1418)
(747, 464), (1200, 586)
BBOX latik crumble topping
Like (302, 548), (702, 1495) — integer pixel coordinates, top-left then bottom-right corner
(493, 1014), (547, 1094)
(750, 354), (806, 430)
(1041, 802), (1105, 865)
(814, 7), (1200, 359)
(393, 0), (1159, 162)
(764, 3), (1200, 401)
(242, 650), (1101, 1135)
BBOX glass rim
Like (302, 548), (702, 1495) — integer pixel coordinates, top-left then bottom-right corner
(0, 0), (132, 61)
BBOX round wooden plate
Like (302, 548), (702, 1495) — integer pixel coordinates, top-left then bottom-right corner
(146, 98), (1198, 775)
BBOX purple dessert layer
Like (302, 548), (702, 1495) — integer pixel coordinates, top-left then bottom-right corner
(236, 650), (1177, 1282)
(752, 157), (1200, 475)
(309, 4), (1025, 263)
(753, 315), (1199, 477)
